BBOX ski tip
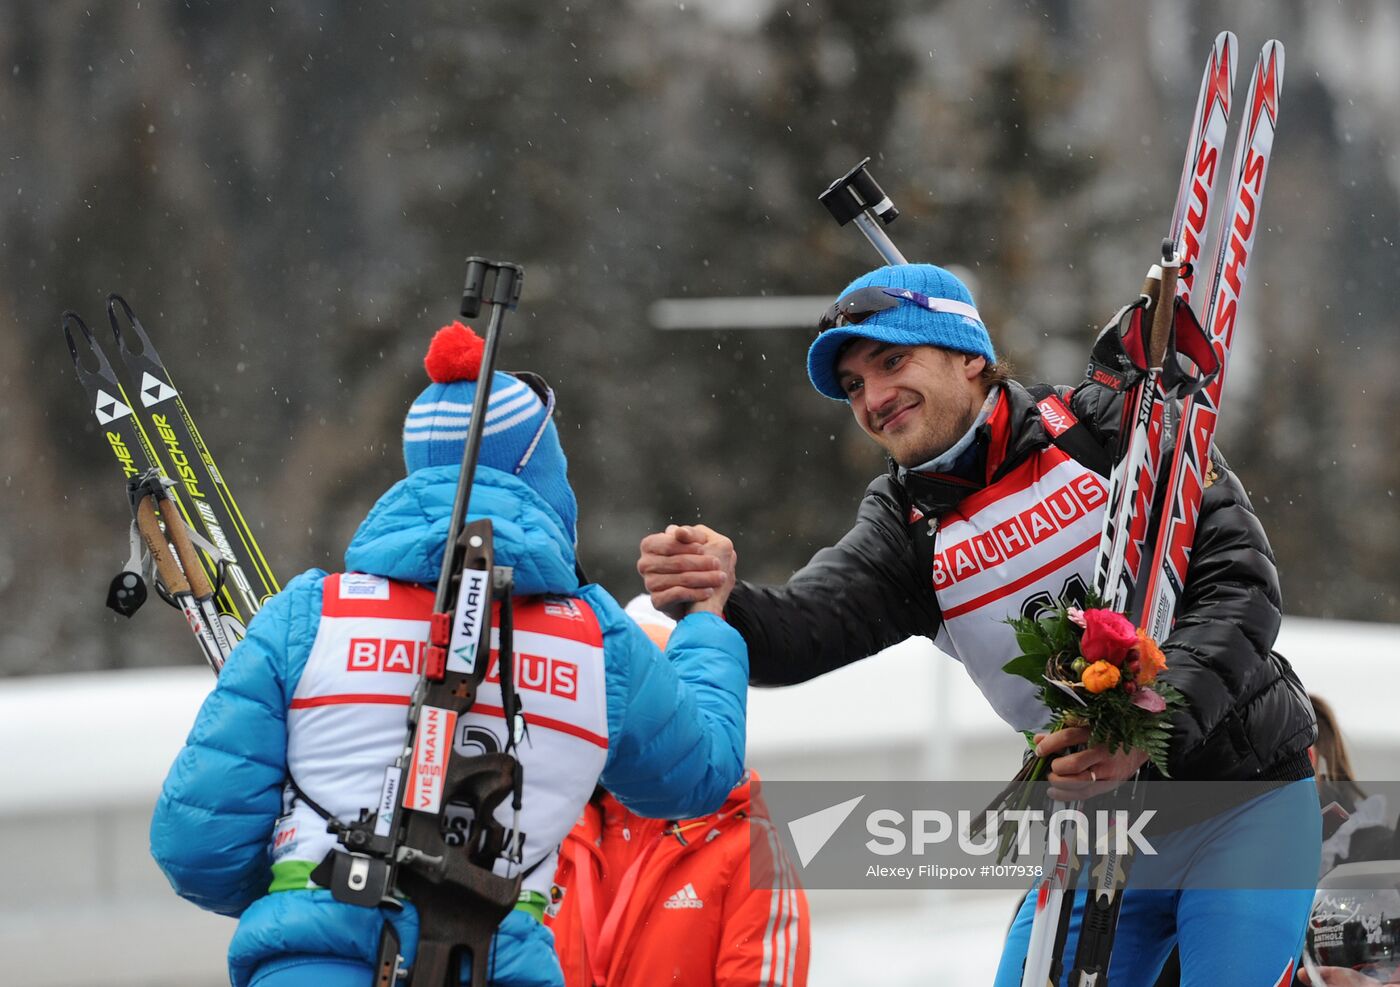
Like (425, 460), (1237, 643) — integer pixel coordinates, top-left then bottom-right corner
(1199, 32), (1238, 121)
(1261, 39), (1286, 87)
(106, 292), (133, 323)
(1250, 41), (1285, 129)
(60, 310), (93, 364)
(1211, 31), (1238, 80)
(105, 292), (160, 358)
(107, 292), (136, 349)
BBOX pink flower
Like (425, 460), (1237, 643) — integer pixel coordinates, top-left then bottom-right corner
(1130, 688), (1167, 713)
(1079, 609), (1138, 666)
(1066, 607), (1087, 628)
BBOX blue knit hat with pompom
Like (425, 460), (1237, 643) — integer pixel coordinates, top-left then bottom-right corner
(403, 321), (577, 543)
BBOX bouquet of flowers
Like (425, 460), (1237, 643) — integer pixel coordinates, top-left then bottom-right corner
(1003, 602), (1184, 778)
(973, 602), (1184, 856)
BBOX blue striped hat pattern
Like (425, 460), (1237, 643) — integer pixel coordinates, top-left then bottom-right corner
(403, 322), (578, 542)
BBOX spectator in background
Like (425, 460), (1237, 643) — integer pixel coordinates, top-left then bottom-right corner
(546, 597), (809, 987)
(1311, 693), (1395, 873)
(1295, 695), (1400, 986)
(1159, 695), (1400, 987)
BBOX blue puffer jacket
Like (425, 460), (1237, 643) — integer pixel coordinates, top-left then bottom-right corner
(150, 465), (748, 987)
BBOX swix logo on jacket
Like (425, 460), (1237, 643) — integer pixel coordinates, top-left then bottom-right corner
(928, 394), (1108, 731)
(276, 573), (609, 897)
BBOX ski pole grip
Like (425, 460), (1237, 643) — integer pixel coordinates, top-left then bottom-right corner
(134, 493), (190, 596)
(159, 491), (215, 599)
(1148, 238), (1179, 369)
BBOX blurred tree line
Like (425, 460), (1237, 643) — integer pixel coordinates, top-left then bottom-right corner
(1, 0), (1396, 675)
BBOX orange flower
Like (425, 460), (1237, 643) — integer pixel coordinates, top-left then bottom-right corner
(1131, 628), (1168, 685)
(1081, 660), (1121, 694)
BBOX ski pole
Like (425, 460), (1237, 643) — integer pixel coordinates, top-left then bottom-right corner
(819, 158), (908, 265)
(128, 470), (234, 673)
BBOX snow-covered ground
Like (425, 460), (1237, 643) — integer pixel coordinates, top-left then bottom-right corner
(0, 616), (1394, 986)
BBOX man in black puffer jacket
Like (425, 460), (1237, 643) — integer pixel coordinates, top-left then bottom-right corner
(639, 263), (1320, 985)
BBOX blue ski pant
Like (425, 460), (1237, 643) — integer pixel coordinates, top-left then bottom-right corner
(994, 778), (1321, 986)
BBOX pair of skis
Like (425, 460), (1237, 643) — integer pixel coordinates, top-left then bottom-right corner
(63, 296), (281, 672)
(1022, 32), (1286, 987)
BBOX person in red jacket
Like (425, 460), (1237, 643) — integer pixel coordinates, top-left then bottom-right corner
(546, 599), (809, 987)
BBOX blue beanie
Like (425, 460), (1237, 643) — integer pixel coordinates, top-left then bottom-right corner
(403, 322), (578, 543)
(807, 263), (996, 400)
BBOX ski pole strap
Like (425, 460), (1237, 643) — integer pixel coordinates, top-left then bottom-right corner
(1026, 385), (1113, 479)
(106, 521), (152, 618)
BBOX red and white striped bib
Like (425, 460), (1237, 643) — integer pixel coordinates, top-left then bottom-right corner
(930, 446), (1108, 730)
(274, 573), (609, 898)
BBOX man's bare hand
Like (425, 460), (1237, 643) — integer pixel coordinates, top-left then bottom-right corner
(1034, 726), (1150, 801)
(638, 524), (737, 618)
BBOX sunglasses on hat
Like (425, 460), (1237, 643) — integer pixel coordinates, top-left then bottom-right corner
(817, 286), (983, 332)
(505, 370), (556, 475)
(510, 369), (553, 407)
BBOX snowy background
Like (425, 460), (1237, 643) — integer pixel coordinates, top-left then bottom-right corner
(2, 1), (1399, 984)
(3, 619), (1398, 986)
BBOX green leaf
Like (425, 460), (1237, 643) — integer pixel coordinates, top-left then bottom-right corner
(1014, 628), (1050, 658)
(1002, 653), (1047, 683)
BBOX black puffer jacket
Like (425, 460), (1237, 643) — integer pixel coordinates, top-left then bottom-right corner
(726, 376), (1315, 783)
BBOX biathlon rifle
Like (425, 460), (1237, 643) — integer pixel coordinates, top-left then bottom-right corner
(819, 157), (908, 265)
(315, 258), (530, 987)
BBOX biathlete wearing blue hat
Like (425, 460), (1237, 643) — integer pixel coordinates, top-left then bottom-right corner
(638, 263), (1320, 986)
(151, 322), (749, 987)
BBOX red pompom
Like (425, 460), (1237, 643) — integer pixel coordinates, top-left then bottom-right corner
(423, 321), (485, 383)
